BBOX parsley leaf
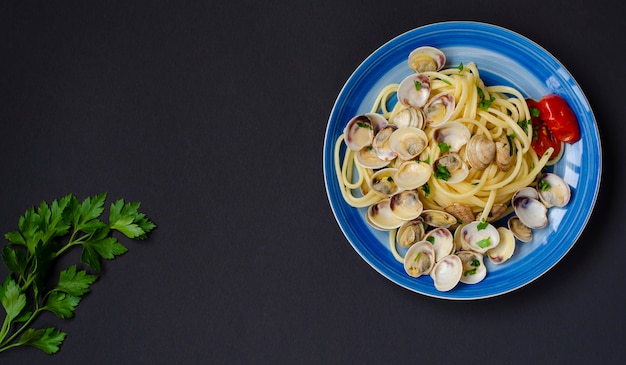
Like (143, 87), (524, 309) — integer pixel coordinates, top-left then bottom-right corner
(434, 165), (451, 181)
(476, 237), (492, 249)
(421, 183), (431, 198)
(0, 193), (156, 355)
(438, 142), (451, 153)
(477, 219), (488, 231)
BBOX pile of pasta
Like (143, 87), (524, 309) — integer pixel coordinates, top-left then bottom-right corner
(333, 60), (562, 263)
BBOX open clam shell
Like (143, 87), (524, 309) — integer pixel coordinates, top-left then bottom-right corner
(404, 241), (436, 278)
(389, 190), (423, 221)
(407, 46), (446, 73)
(457, 251), (486, 285)
(537, 172), (571, 208)
(396, 217), (426, 248)
(430, 255), (463, 292)
(397, 73), (431, 108)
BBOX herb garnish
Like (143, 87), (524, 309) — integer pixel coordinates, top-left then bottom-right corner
(434, 164), (451, 181)
(0, 193), (156, 354)
(540, 179), (551, 191)
(477, 219), (488, 231)
(356, 121), (372, 130)
(421, 183), (431, 198)
(476, 237), (491, 249)
(530, 107), (541, 117)
(437, 142), (451, 154)
(414, 80), (423, 91)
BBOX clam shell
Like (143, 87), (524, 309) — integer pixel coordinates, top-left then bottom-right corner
(433, 122), (471, 153)
(466, 134), (495, 171)
(397, 73), (431, 108)
(434, 152), (469, 184)
(513, 197), (548, 229)
(389, 127), (428, 161)
(423, 94), (455, 127)
(457, 251), (487, 284)
(424, 227), (454, 262)
(391, 106), (425, 129)
(408, 46), (446, 73)
(394, 161), (432, 190)
(508, 216), (532, 242)
(366, 199), (404, 230)
(404, 241), (436, 278)
(487, 227), (516, 264)
(372, 125), (398, 161)
(396, 218), (426, 248)
(389, 190), (423, 220)
(460, 220), (500, 254)
(369, 168), (399, 197)
(430, 255), (463, 292)
(537, 173), (571, 208)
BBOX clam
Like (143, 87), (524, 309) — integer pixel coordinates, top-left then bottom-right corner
(434, 153), (469, 183)
(421, 209), (458, 228)
(423, 94), (455, 127)
(507, 216), (533, 242)
(389, 190), (423, 220)
(391, 106), (425, 129)
(404, 241), (436, 278)
(444, 203), (475, 224)
(394, 161), (432, 190)
(537, 173), (571, 208)
(466, 134), (496, 171)
(355, 146), (390, 169)
(453, 222), (468, 252)
(389, 127), (428, 160)
(512, 187), (539, 202)
(433, 122), (471, 153)
(460, 220), (500, 254)
(343, 113), (387, 151)
(430, 255), (463, 292)
(372, 125), (398, 161)
(396, 217), (426, 248)
(370, 168), (399, 197)
(475, 203), (507, 223)
(407, 46), (446, 73)
(397, 73), (431, 108)
(487, 227), (516, 264)
(457, 251), (487, 285)
(495, 134), (514, 172)
(366, 199), (404, 230)
(423, 227), (454, 262)
(512, 196), (548, 229)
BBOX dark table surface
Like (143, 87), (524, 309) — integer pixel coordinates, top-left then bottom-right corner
(1, 1), (623, 364)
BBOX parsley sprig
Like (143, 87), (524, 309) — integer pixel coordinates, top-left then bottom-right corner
(0, 193), (156, 354)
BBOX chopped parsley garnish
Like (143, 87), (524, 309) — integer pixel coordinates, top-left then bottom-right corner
(421, 182), (431, 197)
(413, 252), (422, 262)
(477, 219), (488, 231)
(441, 78), (452, 85)
(476, 85), (485, 100)
(386, 176), (394, 183)
(356, 121), (372, 130)
(457, 62), (464, 71)
(463, 268), (477, 276)
(506, 134), (515, 156)
(434, 164), (451, 181)
(414, 80), (423, 90)
(530, 107), (541, 117)
(470, 258), (481, 267)
(426, 236), (435, 244)
(438, 142), (451, 153)
(478, 95), (496, 110)
(476, 237), (491, 249)
(540, 179), (551, 191)
(517, 120), (530, 134)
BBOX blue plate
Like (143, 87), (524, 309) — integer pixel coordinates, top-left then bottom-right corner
(323, 22), (601, 300)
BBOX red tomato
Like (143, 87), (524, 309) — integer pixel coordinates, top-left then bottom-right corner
(536, 94), (581, 143)
(526, 99), (562, 158)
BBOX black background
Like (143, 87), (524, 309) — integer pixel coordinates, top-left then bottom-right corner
(1, 1), (624, 364)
